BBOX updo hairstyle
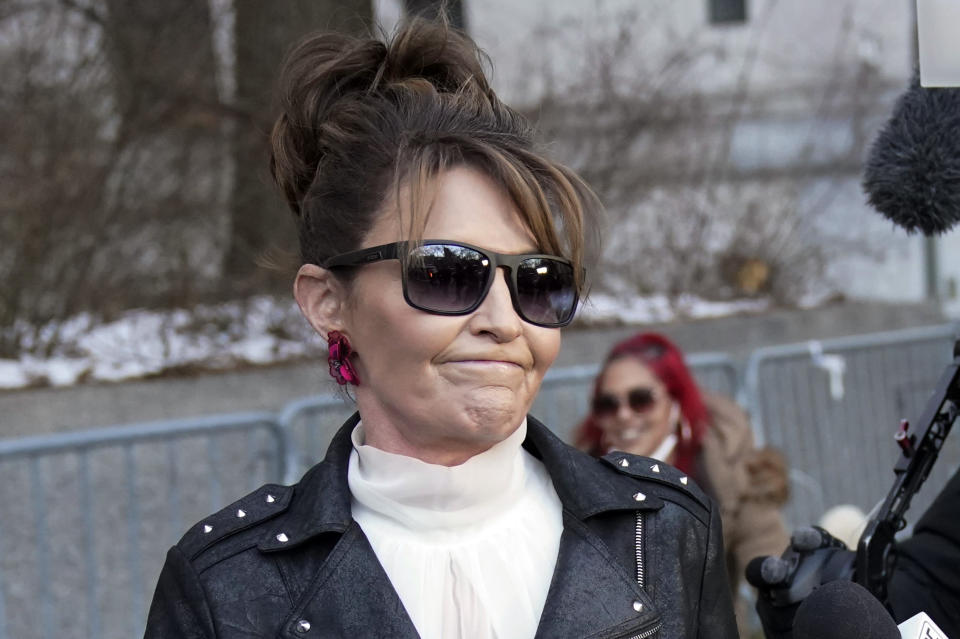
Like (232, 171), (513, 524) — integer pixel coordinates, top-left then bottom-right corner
(269, 19), (600, 292)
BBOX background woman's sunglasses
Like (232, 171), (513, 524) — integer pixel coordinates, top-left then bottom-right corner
(323, 240), (579, 328)
(592, 387), (658, 417)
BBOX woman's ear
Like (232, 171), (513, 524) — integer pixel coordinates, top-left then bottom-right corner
(294, 264), (348, 341)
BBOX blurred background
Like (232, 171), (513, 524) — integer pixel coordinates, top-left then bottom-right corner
(3, 0), (959, 392)
(2, 1), (960, 638)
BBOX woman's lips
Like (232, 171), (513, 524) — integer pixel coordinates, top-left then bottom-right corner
(446, 359), (524, 373)
(607, 424), (651, 442)
(442, 360), (527, 380)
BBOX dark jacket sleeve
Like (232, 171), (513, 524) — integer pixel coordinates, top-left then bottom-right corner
(699, 497), (740, 639)
(887, 466), (960, 638)
(143, 545), (216, 639)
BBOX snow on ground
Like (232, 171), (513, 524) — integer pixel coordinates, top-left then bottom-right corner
(578, 293), (771, 324)
(0, 296), (322, 390)
(0, 293), (771, 390)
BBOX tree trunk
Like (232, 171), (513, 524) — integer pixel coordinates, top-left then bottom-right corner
(101, 0), (224, 307)
(103, 0), (219, 136)
(225, 0), (373, 295)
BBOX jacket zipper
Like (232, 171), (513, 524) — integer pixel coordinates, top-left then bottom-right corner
(635, 511), (644, 588)
(626, 622), (663, 639)
(627, 512), (661, 638)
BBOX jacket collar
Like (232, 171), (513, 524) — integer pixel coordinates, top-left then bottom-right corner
(523, 415), (664, 518)
(260, 412), (661, 551)
(259, 412), (358, 550)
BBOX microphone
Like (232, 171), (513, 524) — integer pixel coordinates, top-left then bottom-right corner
(793, 580), (952, 639)
(793, 580), (900, 639)
(861, 77), (960, 235)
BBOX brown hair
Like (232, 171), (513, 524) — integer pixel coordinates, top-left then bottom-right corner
(269, 18), (600, 292)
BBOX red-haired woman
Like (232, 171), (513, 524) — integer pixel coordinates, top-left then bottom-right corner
(574, 332), (789, 637)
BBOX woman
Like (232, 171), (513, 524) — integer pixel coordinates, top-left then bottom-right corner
(574, 332), (789, 637)
(144, 20), (737, 639)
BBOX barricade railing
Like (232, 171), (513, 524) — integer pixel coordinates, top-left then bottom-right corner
(275, 352), (740, 480)
(278, 394), (354, 484)
(0, 412), (284, 639)
(3, 325), (960, 638)
(743, 322), (960, 529)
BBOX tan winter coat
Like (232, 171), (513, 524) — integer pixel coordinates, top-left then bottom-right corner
(697, 393), (790, 637)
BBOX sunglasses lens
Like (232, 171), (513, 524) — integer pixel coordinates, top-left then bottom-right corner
(402, 244), (577, 325)
(593, 394), (620, 417)
(516, 258), (577, 326)
(627, 388), (657, 412)
(404, 244), (490, 313)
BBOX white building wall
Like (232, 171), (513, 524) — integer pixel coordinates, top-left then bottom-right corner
(459, 0), (913, 104)
(376, 0), (960, 316)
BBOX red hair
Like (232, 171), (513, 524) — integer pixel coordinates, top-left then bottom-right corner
(573, 332), (710, 474)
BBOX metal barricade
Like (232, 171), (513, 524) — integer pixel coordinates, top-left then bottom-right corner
(277, 352), (741, 479)
(0, 350), (742, 639)
(743, 323), (960, 529)
(0, 413), (284, 639)
(10, 325), (960, 638)
(686, 351), (741, 399)
(531, 364), (601, 443)
(278, 394), (356, 484)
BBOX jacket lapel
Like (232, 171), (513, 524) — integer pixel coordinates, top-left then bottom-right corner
(271, 414), (666, 639)
(535, 513), (661, 639)
(277, 523), (420, 639)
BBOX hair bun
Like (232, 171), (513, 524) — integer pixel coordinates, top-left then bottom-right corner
(268, 18), (599, 283)
(270, 32), (388, 215)
(270, 21), (492, 215)
(381, 20), (492, 96)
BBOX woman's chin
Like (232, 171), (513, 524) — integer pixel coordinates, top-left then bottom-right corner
(455, 384), (519, 410)
(465, 406), (522, 431)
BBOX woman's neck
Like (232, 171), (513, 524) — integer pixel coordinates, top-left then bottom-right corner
(349, 419), (531, 531)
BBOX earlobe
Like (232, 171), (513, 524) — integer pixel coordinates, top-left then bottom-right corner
(293, 264), (347, 340)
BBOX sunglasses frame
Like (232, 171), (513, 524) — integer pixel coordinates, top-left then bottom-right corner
(322, 240), (580, 328)
(593, 387), (660, 417)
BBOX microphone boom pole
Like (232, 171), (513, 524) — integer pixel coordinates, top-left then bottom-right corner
(856, 338), (960, 601)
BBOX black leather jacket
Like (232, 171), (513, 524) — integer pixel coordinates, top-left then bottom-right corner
(144, 414), (737, 638)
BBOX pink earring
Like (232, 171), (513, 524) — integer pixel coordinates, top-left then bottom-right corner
(327, 331), (360, 386)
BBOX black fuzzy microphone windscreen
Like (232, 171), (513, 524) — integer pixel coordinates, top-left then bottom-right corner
(792, 580), (901, 639)
(862, 76), (960, 235)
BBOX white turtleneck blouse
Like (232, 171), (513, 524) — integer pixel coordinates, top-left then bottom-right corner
(347, 420), (564, 639)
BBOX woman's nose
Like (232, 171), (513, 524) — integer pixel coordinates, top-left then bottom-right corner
(468, 268), (522, 341)
(615, 400), (634, 421)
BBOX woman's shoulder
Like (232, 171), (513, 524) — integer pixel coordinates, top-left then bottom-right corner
(529, 417), (717, 525)
(699, 393), (790, 507)
(146, 463), (350, 637)
(592, 448), (718, 525)
(702, 393), (754, 451)
(173, 482), (296, 569)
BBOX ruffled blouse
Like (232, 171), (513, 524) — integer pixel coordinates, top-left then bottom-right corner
(348, 420), (563, 639)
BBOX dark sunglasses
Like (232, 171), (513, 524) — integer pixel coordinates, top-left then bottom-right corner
(322, 240), (579, 328)
(592, 387), (659, 417)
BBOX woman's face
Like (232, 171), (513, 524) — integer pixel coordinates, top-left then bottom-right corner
(329, 166), (562, 465)
(594, 357), (675, 457)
